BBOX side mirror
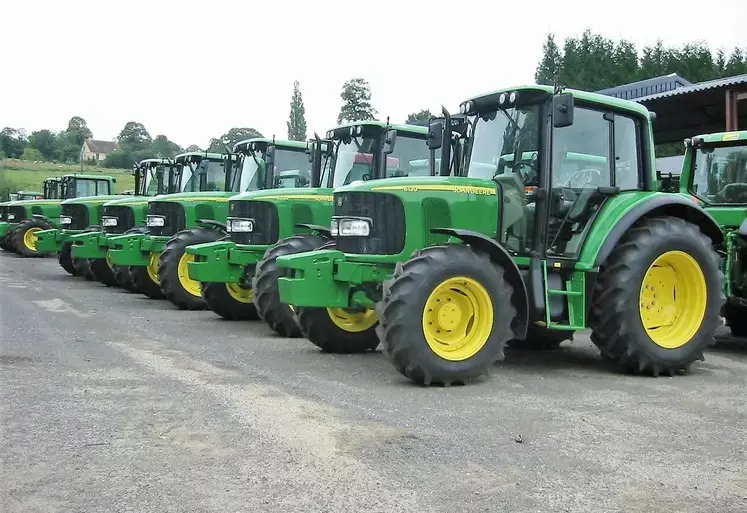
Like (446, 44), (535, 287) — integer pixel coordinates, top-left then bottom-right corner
(383, 129), (397, 155)
(112, 178), (117, 183)
(427, 121), (444, 150)
(552, 93), (574, 128)
(266, 144), (275, 167)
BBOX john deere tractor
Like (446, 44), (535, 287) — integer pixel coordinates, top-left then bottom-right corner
(0, 181), (54, 253)
(676, 130), (747, 337)
(186, 122), (437, 333)
(276, 85), (726, 385)
(34, 175), (123, 275)
(68, 158), (179, 289)
(3, 175), (116, 258)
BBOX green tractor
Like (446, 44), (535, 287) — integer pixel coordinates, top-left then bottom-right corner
(34, 175), (123, 275)
(67, 158), (180, 289)
(107, 142), (301, 309)
(185, 122), (437, 332)
(0, 181), (55, 253)
(3, 175), (115, 258)
(676, 130), (747, 336)
(276, 85), (726, 385)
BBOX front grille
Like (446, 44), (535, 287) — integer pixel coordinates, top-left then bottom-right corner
(229, 200), (279, 245)
(9, 206), (26, 222)
(61, 204), (88, 230)
(102, 205), (135, 234)
(334, 191), (405, 255)
(147, 201), (184, 237)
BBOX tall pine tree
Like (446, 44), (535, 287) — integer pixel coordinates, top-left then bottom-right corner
(535, 34), (562, 86)
(286, 80), (308, 142)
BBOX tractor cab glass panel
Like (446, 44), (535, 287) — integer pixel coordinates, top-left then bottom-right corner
(384, 135), (431, 178)
(332, 136), (379, 187)
(183, 159), (228, 192)
(44, 181), (60, 199)
(546, 107), (614, 258)
(178, 163), (195, 192)
(318, 146), (335, 188)
(65, 178), (112, 198)
(272, 149), (313, 188)
(144, 166), (166, 195)
(690, 144), (747, 204)
(237, 149), (267, 192)
(464, 105), (540, 255)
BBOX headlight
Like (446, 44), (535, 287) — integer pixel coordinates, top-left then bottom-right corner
(7, 214), (15, 220)
(101, 216), (118, 227)
(227, 218), (254, 233)
(59, 215), (71, 225)
(509, 91), (518, 103)
(499, 92), (507, 104)
(331, 217), (371, 237)
(146, 215), (165, 227)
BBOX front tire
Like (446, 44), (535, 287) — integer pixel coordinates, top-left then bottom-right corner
(131, 252), (165, 299)
(113, 226), (150, 292)
(722, 302), (747, 338)
(12, 218), (52, 257)
(202, 282), (259, 320)
(0, 234), (14, 252)
(58, 242), (78, 275)
(80, 225), (118, 287)
(252, 234), (328, 337)
(589, 216), (724, 376)
(159, 227), (223, 310)
(377, 244), (517, 386)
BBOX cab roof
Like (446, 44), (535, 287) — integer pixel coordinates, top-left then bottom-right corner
(689, 130), (747, 144)
(232, 138), (309, 153)
(174, 151), (226, 163)
(329, 120), (428, 135)
(463, 85), (653, 120)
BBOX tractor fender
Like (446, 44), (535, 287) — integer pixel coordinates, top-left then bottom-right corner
(295, 223), (332, 239)
(431, 228), (529, 339)
(32, 213), (52, 223)
(594, 195), (724, 267)
(196, 219), (227, 233)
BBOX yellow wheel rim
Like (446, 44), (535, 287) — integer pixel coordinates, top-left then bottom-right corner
(177, 253), (202, 297)
(639, 250), (707, 349)
(106, 251), (114, 271)
(326, 308), (377, 333)
(146, 252), (160, 285)
(422, 276), (494, 361)
(23, 227), (41, 251)
(226, 282), (253, 303)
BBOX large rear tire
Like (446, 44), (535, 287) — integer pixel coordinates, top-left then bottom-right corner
(0, 234), (14, 252)
(12, 218), (52, 258)
(377, 244), (516, 386)
(589, 216), (724, 376)
(252, 234), (328, 337)
(159, 227), (223, 310)
(202, 282), (259, 320)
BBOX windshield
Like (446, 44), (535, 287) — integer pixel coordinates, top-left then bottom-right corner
(465, 106), (540, 183)
(691, 144), (747, 203)
(18, 194), (40, 200)
(182, 159), (228, 192)
(237, 150), (267, 192)
(44, 181), (60, 199)
(65, 178), (111, 198)
(144, 166), (166, 196)
(329, 133), (431, 188)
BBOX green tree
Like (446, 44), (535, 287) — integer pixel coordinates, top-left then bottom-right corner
(725, 47), (747, 76)
(406, 109), (434, 123)
(118, 121), (152, 152)
(337, 78), (377, 124)
(207, 127), (263, 153)
(0, 128), (28, 159)
(65, 116), (93, 146)
(286, 80), (308, 142)
(28, 129), (59, 161)
(22, 147), (43, 161)
(535, 33), (563, 85)
(150, 134), (182, 158)
(185, 144), (202, 152)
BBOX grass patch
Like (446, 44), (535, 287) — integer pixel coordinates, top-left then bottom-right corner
(0, 159), (135, 197)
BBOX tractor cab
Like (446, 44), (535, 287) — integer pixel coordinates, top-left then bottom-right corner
(42, 178), (62, 199)
(231, 138), (312, 192)
(134, 158), (179, 196)
(61, 174), (116, 199)
(176, 151), (240, 193)
(9, 190), (43, 202)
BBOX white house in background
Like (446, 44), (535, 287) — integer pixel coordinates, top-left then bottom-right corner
(81, 138), (120, 162)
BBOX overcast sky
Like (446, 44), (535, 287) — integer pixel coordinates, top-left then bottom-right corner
(3, 0), (745, 148)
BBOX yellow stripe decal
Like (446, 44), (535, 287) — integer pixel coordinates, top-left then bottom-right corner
(152, 197), (230, 202)
(722, 132), (740, 141)
(371, 184), (496, 195)
(251, 195), (333, 201)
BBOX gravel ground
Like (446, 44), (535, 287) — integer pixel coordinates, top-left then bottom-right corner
(1, 251), (746, 513)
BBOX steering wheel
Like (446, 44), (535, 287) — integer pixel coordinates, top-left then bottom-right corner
(511, 159), (538, 185)
(562, 167), (604, 188)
